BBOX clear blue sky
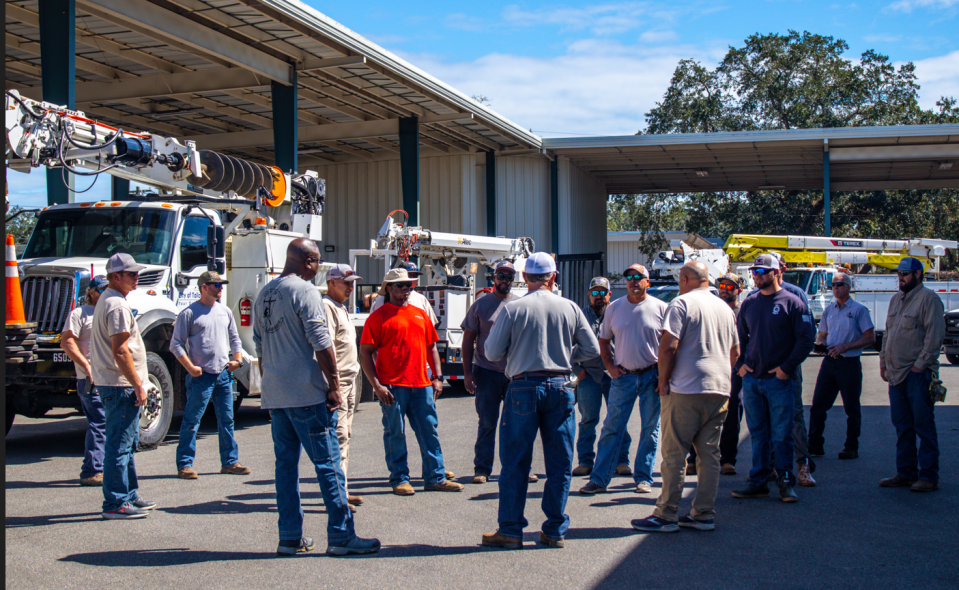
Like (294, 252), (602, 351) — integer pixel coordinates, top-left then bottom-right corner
(8, 0), (959, 208)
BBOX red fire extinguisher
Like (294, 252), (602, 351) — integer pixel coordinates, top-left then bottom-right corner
(239, 296), (252, 327)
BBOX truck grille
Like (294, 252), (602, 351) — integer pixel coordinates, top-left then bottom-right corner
(138, 269), (165, 288)
(22, 276), (76, 333)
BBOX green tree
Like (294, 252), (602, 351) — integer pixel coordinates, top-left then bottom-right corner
(607, 193), (687, 260)
(5, 205), (38, 244)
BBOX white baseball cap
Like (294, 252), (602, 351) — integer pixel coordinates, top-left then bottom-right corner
(525, 252), (556, 274)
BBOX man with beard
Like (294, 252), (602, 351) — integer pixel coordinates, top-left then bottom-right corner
(879, 257), (945, 492)
(571, 277), (631, 478)
(462, 261), (538, 485)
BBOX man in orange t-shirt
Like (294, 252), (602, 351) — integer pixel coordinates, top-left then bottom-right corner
(360, 268), (464, 496)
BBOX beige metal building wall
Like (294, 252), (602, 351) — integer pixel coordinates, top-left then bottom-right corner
(557, 157), (608, 255)
(495, 155), (551, 252)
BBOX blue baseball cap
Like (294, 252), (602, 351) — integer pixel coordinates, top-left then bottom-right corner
(896, 257), (924, 272)
(402, 261), (421, 276)
(525, 252), (556, 274)
(88, 275), (108, 292)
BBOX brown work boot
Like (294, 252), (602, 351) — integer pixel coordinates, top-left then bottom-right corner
(685, 462), (697, 476)
(879, 475), (918, 488)
(472, 473), (489, 484)
(178, 466), (199, 480)
(79, 473), (103, 486)
(425, 480), (464, 492)
(528, 474), (539, 483)
(347, 495), (364, 506)
(444, 470), (456, 480)
(221, 462), (251, 475)
(539, 532), (564, 548)
(615, 464), (632, 476)
(392, 482), (416, 496)
(911, 480), (939, 492)
(482, 531), (523, 550)
(572, 464), (592, 476)
(721, 463), (737, 476)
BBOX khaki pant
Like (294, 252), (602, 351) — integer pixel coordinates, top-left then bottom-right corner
(654, 393), (728, 522)
(336, 377), (357, 495)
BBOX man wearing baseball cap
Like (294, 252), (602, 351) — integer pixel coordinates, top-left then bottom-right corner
(323, 264), (365, 508)
(733, 254), (813, 503)
(369, 261), (438, 325)
(170, 270), (249, 480)
(879, 257), (945, 492)
(571, 276), (632, 478)
(90, 253), (156, 519)
(481, 252), (600, 549)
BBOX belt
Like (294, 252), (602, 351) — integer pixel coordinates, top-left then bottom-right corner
(511, 371), (570, 381)
(618, 364), (657, 375)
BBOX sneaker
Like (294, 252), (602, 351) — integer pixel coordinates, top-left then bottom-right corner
(424, 480), (464, 492)
(798, 461), (817, 487)
(572, 464), (592, 476)
(615, 464), (632, 476)
(221, 462), (251, 475)
(838, 449), (859, 460)
(79, 473), (103, 486)
(579, 481), (607, 495)
(528, 474), (539, 483)
(879, 475), (918, 488)
(131, 497), (157, 510)
(731, 483), (769, 499)
(539, 532), (564, 548)
(779, 480), (799, 503)
(685, 462), (697, 476)
(177, 466), (199, 480)
(326, 536), (381, 556)
(347, 495), (364, 506)
(472, 473), (489, 484)
(721, 463), (737, 476)
(482, 531), (523, 550)
(808, 444), (825, 457)
(276, 537), (314, 556)
(392, 482), (416, 496)
(910, 480), (939, 493)
(634, 482), (653, 494)
(102, 503), (149, 520)
(678, 515), (715, 531)
(631, 516), (679, 533)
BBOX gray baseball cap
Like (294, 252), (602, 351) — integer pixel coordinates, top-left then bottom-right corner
(105, 252), (146, 274)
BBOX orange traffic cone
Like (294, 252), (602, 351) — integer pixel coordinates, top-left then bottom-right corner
(6, 234), (29, 327)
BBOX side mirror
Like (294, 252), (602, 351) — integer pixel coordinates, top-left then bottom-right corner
(206, 224), (225, 270)
(175, 273), (190, 288)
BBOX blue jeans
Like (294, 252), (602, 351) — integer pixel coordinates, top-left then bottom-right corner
(742, 374), (796, 485)
(589, 370), (661, 487)
(76, 379), (106, 479)
(498, 376), (575, 540)
(99, 386), (141, 512)
(473, 365), (510, 476)
(176, 369), (239, 470)
(888, 369), (939, 484)
(270, 405), (354, 544)
(576, 373), (631, 468)
(379, 385), (446, 487)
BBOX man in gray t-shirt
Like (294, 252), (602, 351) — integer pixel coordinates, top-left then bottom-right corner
(253, 239), (379, 557)
(171, 270), (248, 480)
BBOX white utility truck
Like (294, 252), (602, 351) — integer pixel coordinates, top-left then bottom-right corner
(4, 90), (328, 445)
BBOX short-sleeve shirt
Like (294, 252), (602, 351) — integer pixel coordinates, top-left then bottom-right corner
(64, 304), (95, 380)
(370, 290), (438, 325)
(663, 289), (739, 395)
(323, 295), (359, 381)
(90, 288), (148, 387)
(361, 302), (439, 387)
(818, 298), (874, 357)
(461, 292), (518, 373)
(599, 295), (667, 369)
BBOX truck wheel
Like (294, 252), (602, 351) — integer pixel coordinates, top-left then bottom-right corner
(139, 352), (174, 450)
(948, 354), (959, 365)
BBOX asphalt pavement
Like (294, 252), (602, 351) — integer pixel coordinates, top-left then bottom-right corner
(5, 352), (959, 589)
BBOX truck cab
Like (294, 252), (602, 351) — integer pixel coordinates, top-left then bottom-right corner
(781, 267), (837, 322)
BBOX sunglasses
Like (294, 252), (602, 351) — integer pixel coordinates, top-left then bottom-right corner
(751, 268), (774, 276)
(624, 273), (646, 281)
(392, 281), (414, 289)
(120, 271), (139, 278)
(494, 273), (514, 281)
(590, 289), (609, 297)
(831, 283), (849, 288)
(304, 256), (321, 265)
(718, 283), (738, 291)
(897, 270), (916, 276)
(207, 282), (224, 289)
(96, 287), (107, 294)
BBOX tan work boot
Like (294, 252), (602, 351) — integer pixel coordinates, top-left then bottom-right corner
(79, 473), (103, 486)
(347, 495), (364, 506)
(721, 463), (737, 475)
(472, 473), (489, 484)
(425, 480), (464, 492)
(482, 531), (523, 550)
(178, 466), (199, 480)
(444, 470), (456, 480)
(911, 480), (939, 492)
(528, 474), (539, 483)
(392, 482), (416, 496)
(539, 532), (564, 548)
(221, 462), (251, 475)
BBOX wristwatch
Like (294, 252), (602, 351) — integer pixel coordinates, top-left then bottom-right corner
(432, 375), (444, 381)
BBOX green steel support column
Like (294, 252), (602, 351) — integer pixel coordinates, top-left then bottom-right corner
(823, 148), (831, 237)
(271, 70), (298, 174)
(399, 117), (420, 226)
(111, 176), (130, 200)
(39, 0), (75, 205)
(550, 158), (559, 254)
(486, 151), (496, 237)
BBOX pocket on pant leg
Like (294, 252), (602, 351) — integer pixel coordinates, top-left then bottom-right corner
(509, 386), (537, 416)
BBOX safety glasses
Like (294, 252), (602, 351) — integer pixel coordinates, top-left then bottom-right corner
(831, 283), (849, 289)
(897, 270), (915, 276)
(718, 283), (738, 291)
(590, 289), (609, 297)
(209, 283), (224, 289)
(751, 268), (773, 276)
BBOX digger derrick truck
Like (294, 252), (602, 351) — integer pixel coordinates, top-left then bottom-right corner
(4, 90), (327, 446)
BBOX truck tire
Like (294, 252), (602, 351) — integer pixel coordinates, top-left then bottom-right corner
(139, 352), (174, 450)
(948, 354), (959, 365)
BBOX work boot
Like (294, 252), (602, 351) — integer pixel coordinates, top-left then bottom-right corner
(685, 462), (697, 476)
(838, 448), (859, 460)
(910, 480), (939, 493)
(177, 466), (199, 480)
(424, 480), (464, 492)
(721, 463), (736, 476)
(572, 464), (592, 476)
(615, 464), (632, 476)
(808, 444), (825, 457)
(732, 483), (769, 499)
(347, 495), (364, 506)
(79, 473), (103, 486)
(879, 475), (918, 488)
(444, 470), (456, 480)
(392, 482), (416, 496)
(472, 473), (489, 484)
(528, 474), (539, 483)
(482, 531), (523, 550)
(221, 462), (251, 475)
(326, 536), (381, 556)
(539, 532), (565, 548)
(779, 479), (799, 503)
(277, 537), (314, 556)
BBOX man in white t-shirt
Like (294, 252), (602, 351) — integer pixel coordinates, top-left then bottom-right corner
(632, 262), (740, 533)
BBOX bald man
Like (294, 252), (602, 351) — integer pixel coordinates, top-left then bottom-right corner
(632, 262), (740, 533)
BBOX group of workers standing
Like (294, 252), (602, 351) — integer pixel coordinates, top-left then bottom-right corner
(62, 241), (945, 553)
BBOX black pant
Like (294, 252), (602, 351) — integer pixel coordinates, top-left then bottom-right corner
(808, 356), (863, 451)
(687, 372), (743, 466)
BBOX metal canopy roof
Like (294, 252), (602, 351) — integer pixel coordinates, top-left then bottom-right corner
(5, 0), (540, 168)
(543, 126), (959, 194)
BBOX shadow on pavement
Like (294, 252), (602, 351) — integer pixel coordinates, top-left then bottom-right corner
(60, 548), (274, 567)
(7, 512), (104, 528)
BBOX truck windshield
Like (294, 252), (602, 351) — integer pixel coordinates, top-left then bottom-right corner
(23, 206), (176, 265)
(782, 270), (811, 294)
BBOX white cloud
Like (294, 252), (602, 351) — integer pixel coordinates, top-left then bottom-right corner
(910, 49), (959, 107)
(639, 30), (679, 44)
(886, 0), (959, 12)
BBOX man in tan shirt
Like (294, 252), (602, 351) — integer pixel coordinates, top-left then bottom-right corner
(323, 264), (364, 509)
(879, 257), (945, 493)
